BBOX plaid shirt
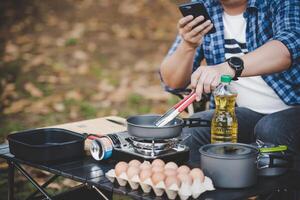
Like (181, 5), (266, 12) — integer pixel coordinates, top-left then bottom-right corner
(164, 0), (300, 107)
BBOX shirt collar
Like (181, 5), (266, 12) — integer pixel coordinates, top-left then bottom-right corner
(246, 0), (259, 11)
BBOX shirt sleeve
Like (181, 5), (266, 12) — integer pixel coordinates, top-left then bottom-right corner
(271, 0), (300, 65)
(162, 35), (204, 93)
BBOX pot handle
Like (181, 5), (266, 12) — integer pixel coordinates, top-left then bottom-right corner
(257, 153), (293, 169)
(183, 118), (211, 128)
(269, 154), (293, 168)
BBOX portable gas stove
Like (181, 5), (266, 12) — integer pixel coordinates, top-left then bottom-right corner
(111, 132), (190, 163)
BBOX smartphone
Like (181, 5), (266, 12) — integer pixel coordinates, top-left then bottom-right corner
(178, 2), (216, 34)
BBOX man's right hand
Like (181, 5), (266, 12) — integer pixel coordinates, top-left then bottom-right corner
(178, 15), (213, 49)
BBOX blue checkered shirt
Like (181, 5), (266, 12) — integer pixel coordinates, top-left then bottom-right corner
(164, 0), (300, 108)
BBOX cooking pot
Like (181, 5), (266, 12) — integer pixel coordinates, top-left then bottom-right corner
(200, 143), (259, 188)
(126, 114), (210, 139)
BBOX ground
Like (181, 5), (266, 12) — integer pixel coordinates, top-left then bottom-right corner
(0, 0), (189, 198)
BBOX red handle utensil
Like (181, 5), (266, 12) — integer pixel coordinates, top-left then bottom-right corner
(155, 91), (197, 127)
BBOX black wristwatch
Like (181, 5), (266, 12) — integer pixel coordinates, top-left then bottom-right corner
(227, 56), (244, 80)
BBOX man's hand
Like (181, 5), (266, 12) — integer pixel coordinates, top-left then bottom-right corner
(191, 64), (235, 101)
(178, 15), (213, 49)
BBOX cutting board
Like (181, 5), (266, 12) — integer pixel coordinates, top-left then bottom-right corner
(47, 116), (127, 135)
(47, 116), (127, 152)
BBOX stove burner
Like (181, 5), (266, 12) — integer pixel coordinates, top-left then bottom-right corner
(130, 137), (178, 149)
(128, 137), (185, 157)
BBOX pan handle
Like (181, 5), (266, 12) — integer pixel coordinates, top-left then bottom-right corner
(82, 133), (101, 140)
(183, 118), (211, 128)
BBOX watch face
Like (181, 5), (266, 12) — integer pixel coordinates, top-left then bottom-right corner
(230, 57), (244, 70)
(230, 57), (242, 66)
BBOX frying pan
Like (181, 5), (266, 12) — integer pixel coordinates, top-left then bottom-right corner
(126, 114), (210, 139)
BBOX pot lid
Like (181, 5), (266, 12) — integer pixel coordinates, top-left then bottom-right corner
(200, 143), (259, 159)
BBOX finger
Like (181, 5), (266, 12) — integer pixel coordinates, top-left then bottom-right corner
(201, 23), (214, 35)
(196, 71), (208, 101)
(191, 68), (202, 89)
(183, 16), (205, 32)
(178, 15), (194, 28)
(211, 74), (220, 91)
(203, 74), (215, 94)
(186, 20), (212, 38)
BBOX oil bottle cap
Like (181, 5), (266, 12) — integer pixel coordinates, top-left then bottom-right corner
(221, 75), (232, 83)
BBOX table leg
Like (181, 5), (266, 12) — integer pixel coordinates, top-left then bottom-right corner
(7, 161), (14, 200)
(14, 163), (53, 200)
(7, 161), (15, 200)
(25, 175), (59, 200)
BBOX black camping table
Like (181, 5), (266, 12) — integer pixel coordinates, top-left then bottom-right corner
(1, 143), (300, 200)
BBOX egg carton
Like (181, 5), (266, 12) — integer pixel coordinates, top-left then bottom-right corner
(105, 169), (214, 200)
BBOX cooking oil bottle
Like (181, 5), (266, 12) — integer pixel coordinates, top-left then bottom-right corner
(211, 75), (238, 143)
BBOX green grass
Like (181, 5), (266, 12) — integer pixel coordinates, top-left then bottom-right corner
(167, 95), (180, 106)
(90, 64), (103, 79)
(65, 38), (78, 46)
(63, 99), (97, 119)
(79, 102), (97, 118)
(128, 93), (143, 106)
(0, 119), (26, 143)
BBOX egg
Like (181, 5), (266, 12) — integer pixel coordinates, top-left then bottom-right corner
(164, 168), (177, 177)
(177, 173), (193, 185)
(165, 175), (180, 188)
(152, 172), (166, 186)
(115, 161), (128, 177)
(128, 159), (141, 167)
(140, 161), (152, 170)
(152, 166), (164, 173)
(151, 159), (165, 167)
(190, 168), (205, 182)
(127, 166), (140, 180)
(177, 165), (190, 174)
(165, 162), (178, 170)
(140, 168), (152, 182)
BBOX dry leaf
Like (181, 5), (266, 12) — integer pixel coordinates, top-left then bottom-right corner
(111, 24), (130, 39)
(108, 87), (130, 103)
(73, 50), (88, 61)
(69, 106), (79, 120)
(65, 90), (83, 101)
(52, 103), (65, 112)
(23, 55), (46, 72)
(134, 85), (171, 101)
(1, 83), (17, 101)
(69, 23), (85, 39)
(37, 75), (58, 84)
(38, 35), (52, 46)
(5, 41), (19, 55)
(134, 60), (151, 72)
(118, 0), (141, 15)
(25, 100), (51, 115)
(24, 94), (63, 114)
(47, 183), (61, 190)
(3, 99), (31, 114)
(77, 63), (89, 75)
(24, 82), (43, 97)
(97, 80), (115, 93)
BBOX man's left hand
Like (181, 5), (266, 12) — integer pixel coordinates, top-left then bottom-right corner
(190, 64), (235, 101)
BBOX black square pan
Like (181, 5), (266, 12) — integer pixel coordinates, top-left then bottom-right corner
(7, 128), (85, 164)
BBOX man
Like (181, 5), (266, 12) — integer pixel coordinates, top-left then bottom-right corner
(160, 0), (300, 163)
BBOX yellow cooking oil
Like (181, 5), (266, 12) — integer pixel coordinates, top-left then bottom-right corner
(211, 75), (238, 143)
